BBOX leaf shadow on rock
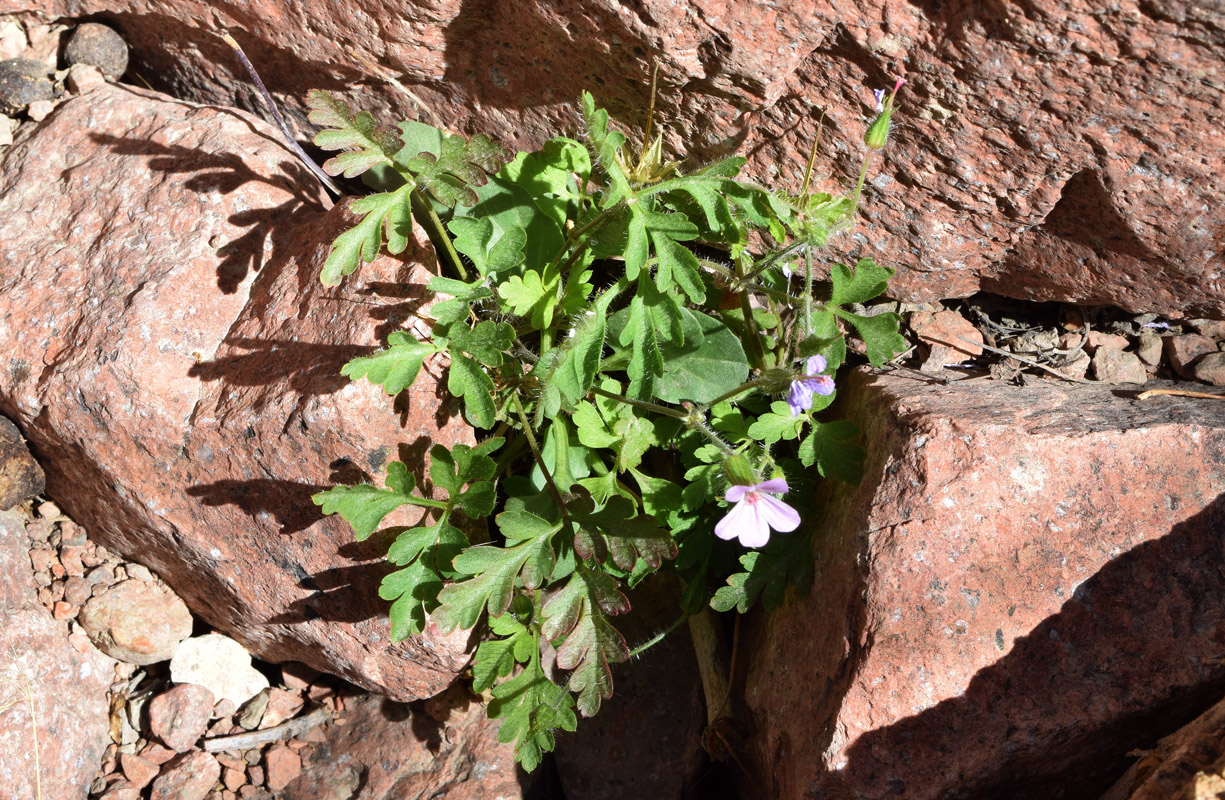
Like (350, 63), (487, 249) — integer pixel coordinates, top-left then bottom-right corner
(187, 337), (375, 397)
(440, 0), (654, 116)
(818, 493), (1225, 800)
(87, 126), (326, 294)
(185, 478), (327, 535)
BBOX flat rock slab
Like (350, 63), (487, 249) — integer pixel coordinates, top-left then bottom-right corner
(0, 83), (474, 700)
(743, 370), (1225, 800)
(0, 509), (115, 800)
(17, 1), (1225, 316)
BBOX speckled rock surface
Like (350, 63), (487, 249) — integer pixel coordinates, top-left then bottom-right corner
(282, 687), (522, 800)
(740, 369), (1225, 800)
(0, 83), (474, 701)
(10, 1), (1225, 315)
(0, 509), (115, 800)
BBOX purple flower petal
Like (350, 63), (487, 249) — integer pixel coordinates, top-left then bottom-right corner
(757, 494), (801, 533)
(805, 375), (835, 397)
(756, 477), (790, 494)
(737, 505), (772, 548)
(804, 355), (827, 376)
(714, 496), (754, 541)
(873, 88), (886, 113)
(788, 380), (816, 417)
(725, 484), (749, 503)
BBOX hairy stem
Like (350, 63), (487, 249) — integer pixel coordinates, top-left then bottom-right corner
(411, 189), (468, 281)
(590, 386), (688, 419)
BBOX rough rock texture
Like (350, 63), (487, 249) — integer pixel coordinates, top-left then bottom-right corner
(0, 415), (42, 509)
(10, 0), (1225, 316)
(1101, 693), (1225, 800)
(148, 750), (221, 800)
(78, 579), (194, 664)
(0, 509), (115, 800)
(282, 687), (522, 800)
(169, 634), (268, 707)
(553, 575), (707, 800)
(0, 83), (474, 700)
(739, 370), (1225, 800)
(147, 683), (215, 752)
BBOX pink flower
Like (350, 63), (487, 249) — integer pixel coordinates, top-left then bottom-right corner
(714, 478), (801, 548)
(787, 355), (835, 417)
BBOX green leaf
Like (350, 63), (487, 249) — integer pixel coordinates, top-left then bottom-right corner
(451, 176), (566, 275)
(428, 439), (503, 497)
(798, 420), (864, 484)
(433, 512), (560, 632)
(554, 308), (606, 404)
(568, 488), (677, 571)
(488, 653), (576, 770)
(308, 90), (403, 178)
(540, 570), (630, 717)
(499, 268), (560, 330)
(472, 614), (533, 692)
(747, 401), (805, 445)
(379, 521), (468, 639)
(652, 232), (705, 304)
(449, 216), (527, 277)
(311, 461), (418, 541)
(833, 309), (907, 367)
(404, 131), (511, 207)
(653, 311), (749, 404)
(629, 468), (683, 520)
(710, 528), (815, 614)
(828, 257), (893, 307)
(447, 353), (497, 428)
(450, 320), (515, 367)
(580, 92), (630, 204)
(500, 137), (590, 229)
(320, 185), (413, 285)
(340, 331), (438, 395)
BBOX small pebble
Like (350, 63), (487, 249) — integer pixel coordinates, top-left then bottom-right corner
(125, 563), (153, 582)
(1085, 331), (1129, 352)
(1136, 331), (1163, 367)
(0, 18), (27, 60)
(66, 62), (106, 94)
(63, 575), (92, 604)
(64, 22), (128, 79)
(37, 500), (60, 518)
(264, 745), (301, 791)
(148, 683), (216, 752)
(26, 98), (52, 119)
(52, 600), (78, 620)
(60, 520), (88, 546)
(119, 752), (159, 790)
(0, 57), (52, 113)
(149, 751), (221, 800)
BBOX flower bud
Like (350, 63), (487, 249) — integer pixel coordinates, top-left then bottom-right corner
(864, 109), (893, 150)
(723, 453), (757, 487)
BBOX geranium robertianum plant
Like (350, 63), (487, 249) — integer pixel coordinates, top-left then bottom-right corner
(310, 78), (908, 769)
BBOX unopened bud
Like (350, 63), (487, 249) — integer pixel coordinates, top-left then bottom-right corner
(723, 454), (757, 487)
(864, 109), (893, 150)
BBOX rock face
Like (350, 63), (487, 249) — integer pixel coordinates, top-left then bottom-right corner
(740, 370), (1225, 799)
(0, 415), (42, 509)
(282, 687), (522, 800)
(12, 1), (1225, 316)
(0, 509), (115, 800)
(0, 83), (474, 700)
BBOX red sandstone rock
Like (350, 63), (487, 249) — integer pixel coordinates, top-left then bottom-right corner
(78, 580), (193, 665)
(1193, 352), (1225, 387)
(0, 416), (42, 509)
(148, 684), (216, 752)
(282, 688), (521, 800)
(119, 753), (160, 790)
(0, 509), (116, 800)
(149, 751), (222, 800)
(14, 1), (1225, 317)
(0, 83), (473, 700)
(263, 745), (301, 792)
(1090, 347), (1147, 384)
(909, 310), (983, 372)
(1165, 334), (1217, 378)
(740, 370), (1225, 800)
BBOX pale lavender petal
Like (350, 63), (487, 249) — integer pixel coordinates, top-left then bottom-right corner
(873, 88), (886, 113)
(715, 498), (753, 541)
(788, 381), (815, 417)
(808, 375), (835, 396)
(756, 477), (790, 494)
(757, 494), (801, 533)
(737, 505), (772, 548)
(725, 484), (749, 503)
(804, 355), (827, 376)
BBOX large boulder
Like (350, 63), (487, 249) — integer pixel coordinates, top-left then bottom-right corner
(740, 370), (1225, 799)
(10, 1), (1225, 316)
(0, 83), (474, 700)
(0, 508), (115, 800)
